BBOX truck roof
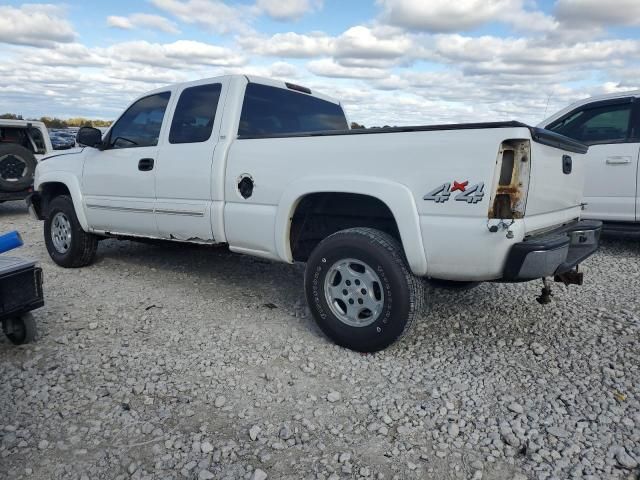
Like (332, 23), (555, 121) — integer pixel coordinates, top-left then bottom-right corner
(539, 89), (640, 127)
(150, 74), (342, 107)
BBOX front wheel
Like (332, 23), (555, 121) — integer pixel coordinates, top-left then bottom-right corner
(304, 228), (425, 352)
(44, 195), (98, 268)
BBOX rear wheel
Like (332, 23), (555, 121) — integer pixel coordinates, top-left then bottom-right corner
(44, 195), (98, 267)
(0, 144), (37, 192)
(304, 228), (424, 352)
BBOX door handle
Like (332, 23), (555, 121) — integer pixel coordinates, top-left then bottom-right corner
(606, 156), (631, 165)
(138, 158), (154, 171)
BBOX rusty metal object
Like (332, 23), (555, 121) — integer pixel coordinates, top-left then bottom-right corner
(489, 140), (531, 219)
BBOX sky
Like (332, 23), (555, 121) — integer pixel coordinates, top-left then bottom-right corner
(1, 0), (639, 126)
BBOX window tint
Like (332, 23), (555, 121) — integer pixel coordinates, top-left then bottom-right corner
(238, 83), (348, 137)
(169, 83), (222, 144)
(549, 103), (632, 144)
(109, 92), (171, 149)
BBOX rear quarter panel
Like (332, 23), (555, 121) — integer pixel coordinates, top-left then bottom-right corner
(224, 127), (533, 278)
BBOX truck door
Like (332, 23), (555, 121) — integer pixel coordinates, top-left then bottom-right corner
(547, 98), (637, 222)
(154, 80), (227, 241)
(82, 91), (171, 235)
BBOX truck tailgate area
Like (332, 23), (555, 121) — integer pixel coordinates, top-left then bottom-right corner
(524, 141), (586, 217)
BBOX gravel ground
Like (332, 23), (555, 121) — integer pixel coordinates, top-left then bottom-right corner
(1, 200), (639, 480)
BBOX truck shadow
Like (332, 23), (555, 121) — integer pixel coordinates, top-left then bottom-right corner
(91, 237), (322, 335)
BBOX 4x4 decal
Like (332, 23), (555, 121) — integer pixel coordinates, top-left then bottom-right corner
(423, 181), (484, 204)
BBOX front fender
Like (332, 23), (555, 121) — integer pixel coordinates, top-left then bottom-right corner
(275, 176), (428, 276)
(35, 172), (89, 231)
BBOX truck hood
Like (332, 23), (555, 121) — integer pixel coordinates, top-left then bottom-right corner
(41, 147), (85, 161)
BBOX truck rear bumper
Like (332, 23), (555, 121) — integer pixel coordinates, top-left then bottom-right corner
(503, 220), (602, 281)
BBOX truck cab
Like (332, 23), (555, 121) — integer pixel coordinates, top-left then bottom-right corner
(540, 91), (640, 233)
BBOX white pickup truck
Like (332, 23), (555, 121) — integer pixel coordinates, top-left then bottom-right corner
(28, 75), (601, 351)
(540, 91), (640, 235)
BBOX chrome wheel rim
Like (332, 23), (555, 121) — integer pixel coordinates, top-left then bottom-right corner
(51, 212), (72, 253)
(324, 258), (385, 327)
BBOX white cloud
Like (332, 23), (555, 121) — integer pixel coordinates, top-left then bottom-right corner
(555, 0), (640, 27)
(106, 40), (246, 68)
(377, 0), (561, 35)
(150, 0), (250, 33)
(107, 13), (181, 34)
(0, 4), (75, 47)
(333, 26), (413, 59)
(503, 9), (558, 33)
(240, 25), (413, 65)
(433, 34), (640, 76)
(377, 0), (515, 32)
(307, 58), (388, 79)
(222, 61), (302, 80)
(28, 43), (108, 67)
(238, 31), (333, 57)
(256, 0), (322, 21)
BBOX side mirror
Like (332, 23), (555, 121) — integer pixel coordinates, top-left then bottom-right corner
(76, 126), (103, 148)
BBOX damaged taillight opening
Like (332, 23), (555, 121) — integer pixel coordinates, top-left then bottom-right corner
(489, 139), (531, 219)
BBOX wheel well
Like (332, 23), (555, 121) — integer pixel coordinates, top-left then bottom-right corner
(40, 182), (71, 216)
(289, 192), (401, 262)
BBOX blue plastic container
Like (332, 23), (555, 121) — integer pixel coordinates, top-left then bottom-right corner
(0, 231), (23, 254)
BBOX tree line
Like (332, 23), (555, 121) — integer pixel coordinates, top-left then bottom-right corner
(0, 113), (112, 128)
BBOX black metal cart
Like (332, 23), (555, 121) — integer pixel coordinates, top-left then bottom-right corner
(0, 256), (43, 344)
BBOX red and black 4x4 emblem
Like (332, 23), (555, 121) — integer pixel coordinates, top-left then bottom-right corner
(423, 181), (485, 204)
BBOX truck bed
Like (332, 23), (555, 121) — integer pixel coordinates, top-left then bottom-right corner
(237, 120), (589, 155)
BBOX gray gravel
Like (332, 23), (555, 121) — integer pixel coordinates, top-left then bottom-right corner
(1, 200), (639, 480)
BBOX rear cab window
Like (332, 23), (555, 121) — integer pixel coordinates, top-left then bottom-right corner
(238, 83), (348, 137)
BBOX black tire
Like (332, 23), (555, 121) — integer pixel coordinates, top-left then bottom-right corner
(428, 279), (481, 290)
(44, 195), (98, 268)
(3, 313), (37, 345)
(0, 144), (37, 192)
(304, 228), (425, 352)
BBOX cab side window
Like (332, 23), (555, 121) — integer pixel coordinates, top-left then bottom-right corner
(108, 92), (171, 149)
(169, 83), (222, 144)
(548, 102), (632, 145)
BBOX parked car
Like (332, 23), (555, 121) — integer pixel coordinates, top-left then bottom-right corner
(49, 129), (77, 150)
(0, 119), (52, 203)
(539, 91), (640, 234)
(28, 75), (601, 351)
